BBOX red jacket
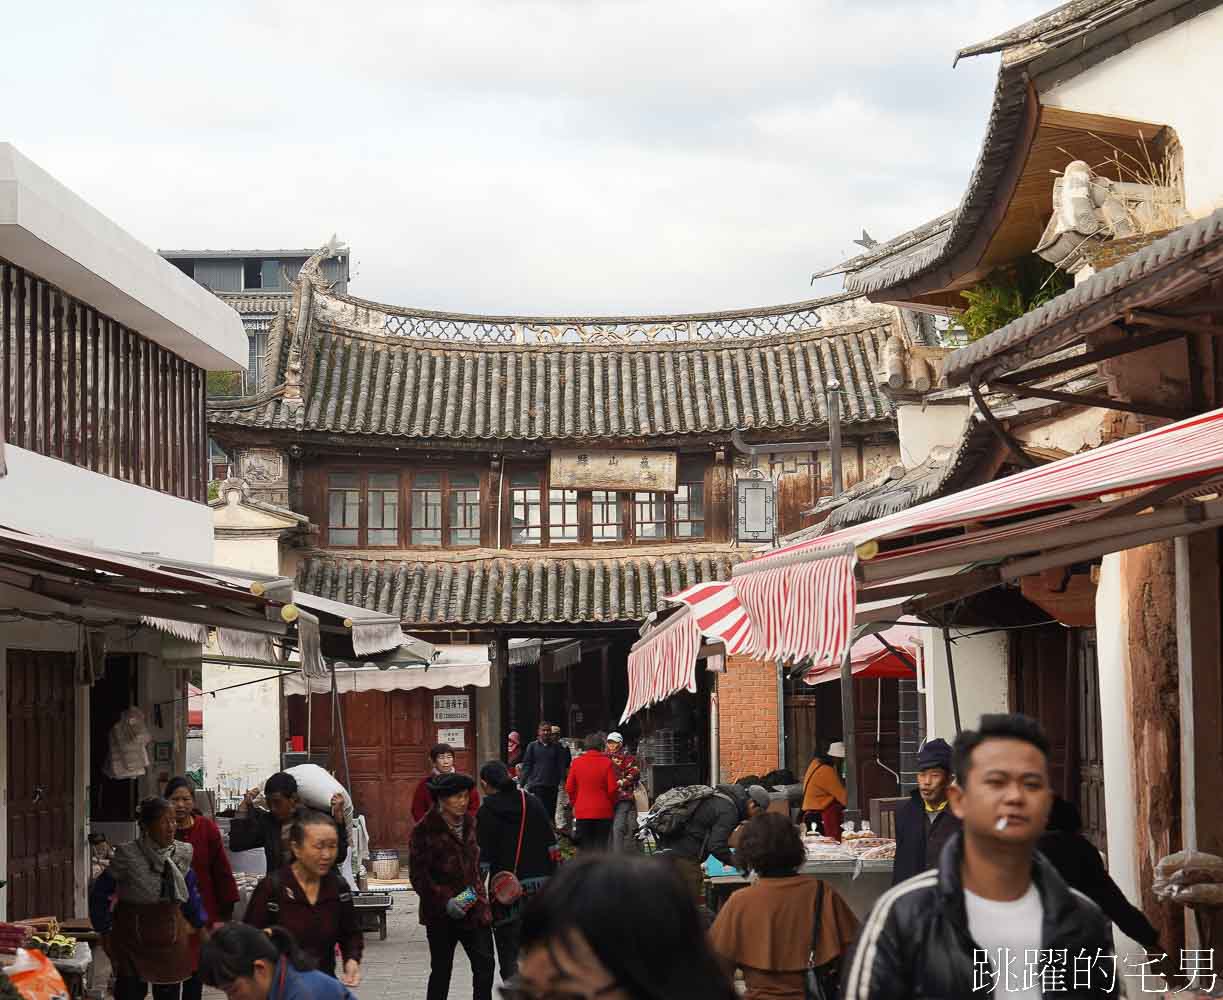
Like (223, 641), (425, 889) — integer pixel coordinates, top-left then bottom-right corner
(410, 773), (480, 824)
(565, 750), (619, 820)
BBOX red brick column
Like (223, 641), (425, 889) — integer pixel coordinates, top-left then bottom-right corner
(717, 656), (779, 781)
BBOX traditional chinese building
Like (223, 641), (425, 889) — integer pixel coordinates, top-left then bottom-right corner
(207, 245), (920, 847)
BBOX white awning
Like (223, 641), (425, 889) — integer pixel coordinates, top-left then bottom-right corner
(283, 644), (490, 695)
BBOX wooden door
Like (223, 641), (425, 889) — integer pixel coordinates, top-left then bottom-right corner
(1008, 625), (1074, 797)
(287, 687), (477, 851)
(1076, 630), (1107, 852)
(7, 651), (76, 919)
(806, 678), (902, 809)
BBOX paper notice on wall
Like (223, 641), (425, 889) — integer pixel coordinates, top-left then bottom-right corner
(438, 728), (466, 748)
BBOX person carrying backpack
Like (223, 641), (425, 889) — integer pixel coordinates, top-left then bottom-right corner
(648, 783), (769, 904)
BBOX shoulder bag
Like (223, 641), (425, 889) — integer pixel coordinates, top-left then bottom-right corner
(805, 880), (843, 1000)
(490, 791), (528, 906)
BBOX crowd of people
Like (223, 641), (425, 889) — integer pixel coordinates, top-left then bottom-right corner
(86, 712), (1162, 1000)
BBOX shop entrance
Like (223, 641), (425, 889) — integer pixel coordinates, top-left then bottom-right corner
(6, 650), (76, 920)
(286, 686), (476, 852)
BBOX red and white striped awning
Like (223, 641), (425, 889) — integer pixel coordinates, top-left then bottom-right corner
(624, 406), (1223, 712)
(735, 406), (1223, 666)
(621, 581), (755, 722)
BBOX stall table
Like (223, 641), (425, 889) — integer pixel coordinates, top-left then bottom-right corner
(707, 858), (894, 920)
(353, 892), (394, 941)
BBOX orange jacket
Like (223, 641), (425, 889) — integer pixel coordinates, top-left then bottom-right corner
(801, 759), (847, 812)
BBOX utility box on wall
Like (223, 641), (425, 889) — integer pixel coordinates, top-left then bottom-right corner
(736, 477), (776, 543)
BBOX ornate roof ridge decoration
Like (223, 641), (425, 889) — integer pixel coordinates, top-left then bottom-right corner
(843, 0), (1208, 302)
(308, 313), (897, 355)
(812, 211), (956, 285)
(323, 286), (875, 345)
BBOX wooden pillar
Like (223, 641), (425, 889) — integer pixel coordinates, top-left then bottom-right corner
(477, 637), (507, 769)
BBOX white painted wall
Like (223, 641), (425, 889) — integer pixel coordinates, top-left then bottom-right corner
(205, 525), (285, 799)
(1093, 554), (1144, 963)
(0, 143), (247, 370)
(919, 629), (1010, 742)
(896, 403), (970, 469)
(0, 446), (214, 562)
(1039, 6), (1223, 218)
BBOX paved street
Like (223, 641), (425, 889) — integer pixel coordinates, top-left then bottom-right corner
(352, 893), (489, 1000)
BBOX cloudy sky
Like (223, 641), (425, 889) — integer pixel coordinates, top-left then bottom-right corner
(7, 1), (1051, 315)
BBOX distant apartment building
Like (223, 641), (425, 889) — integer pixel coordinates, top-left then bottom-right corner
(159, 248), (351, 396)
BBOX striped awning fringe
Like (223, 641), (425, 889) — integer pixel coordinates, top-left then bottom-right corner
(621, 606), (701, 723)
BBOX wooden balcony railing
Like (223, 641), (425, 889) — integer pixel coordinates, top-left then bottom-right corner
(0, 259), (208, 503)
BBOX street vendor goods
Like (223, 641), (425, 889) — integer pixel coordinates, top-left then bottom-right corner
(5, 948), (69, 1000)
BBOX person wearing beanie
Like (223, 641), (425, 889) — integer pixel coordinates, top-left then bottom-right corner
(891, 737), (962, 885)
(408, 771), (495, 1000)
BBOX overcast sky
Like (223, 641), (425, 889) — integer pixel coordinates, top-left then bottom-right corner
(7, 1), (1052, 315)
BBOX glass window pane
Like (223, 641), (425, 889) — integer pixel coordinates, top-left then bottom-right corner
(368, 529), (398, 545)
(592, 491), (622, 542)
(329, 473), (359, 489)
(329, 528), (358, 545)
(369, 473), (398, 491)
(411, 481), (442, 546)
(511, 488), (542, 545)
(368, 488), (399, 545)
(510, 469), (541, 488)
(450, 488), (481, 547)
(549, 489), (579, 543)
(451, 471), (479, 489)
(634, 492), (666, 539)
(674, 483), (704, 539)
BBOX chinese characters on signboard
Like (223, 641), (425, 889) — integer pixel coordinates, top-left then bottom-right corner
(550, 450), (678, 492)
(437, 728), (466, 749)
(433, 694), (470, 722)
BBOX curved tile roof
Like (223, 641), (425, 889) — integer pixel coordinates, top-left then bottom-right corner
(211, 320), (897, 440)
(295, 550), (745, 625)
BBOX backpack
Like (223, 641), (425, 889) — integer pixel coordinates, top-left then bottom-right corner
(638, 784), (722, 840)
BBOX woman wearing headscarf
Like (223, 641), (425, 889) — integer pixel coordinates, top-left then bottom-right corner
(90, 797), (209, 1000)
(506, 731), (524, 782)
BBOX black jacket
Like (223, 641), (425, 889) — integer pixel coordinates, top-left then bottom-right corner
(477, 788), (558, 884)
(892, 789), (962, 885)
(229, 805), (349, 876)
(1038, 797), (1159, 950)
(844, 833), (1117, 999)
(658, 784), (747, 866)
(520, 740), (571, 789)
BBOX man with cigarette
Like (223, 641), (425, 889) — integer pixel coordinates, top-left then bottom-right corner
(844, 714), (1117, 998)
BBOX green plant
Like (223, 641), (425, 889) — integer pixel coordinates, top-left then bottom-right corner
(951, 258), (1071, 343)
(206, 370), (243, 398)
(207, 480), (221, 501)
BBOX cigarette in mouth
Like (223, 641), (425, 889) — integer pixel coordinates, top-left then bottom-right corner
(995, 817), (1008, 831)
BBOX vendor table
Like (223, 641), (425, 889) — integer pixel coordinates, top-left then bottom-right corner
(708, 859), (894, 920)
(51, 942), (94, 1000)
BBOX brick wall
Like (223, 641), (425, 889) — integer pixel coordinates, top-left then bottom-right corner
(717, 656), (779, 781)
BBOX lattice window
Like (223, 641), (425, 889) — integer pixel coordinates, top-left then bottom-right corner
(592, 491), (623, 542)
(367, 473), (400, 546)
(449, 472), (482, 547)
(633, 493), (667, 540)
(411, 472), (443, 546)
(549, 489), (580, 543)
(327, 473), (361, 546)
(674, 482), (705, 539)
(510, 471), (543, 546)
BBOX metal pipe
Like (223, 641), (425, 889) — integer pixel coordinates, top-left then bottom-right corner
(838, 639), (860, 824)
(730, 428), (832, 458)
(776, 660), (786, 772)
(941, 623), (963, 736)
(827, 379), (844, 498)
(710, 673), (721, 786)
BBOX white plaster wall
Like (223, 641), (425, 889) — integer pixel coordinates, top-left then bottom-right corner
(1039, 6), (1223, 217)
(0, 446), (214, 562)
(0, 143), (247, 370)
(1093, 554), (1144, 962)
(1012, 408), (1115, 455)
(897, 403), (970, 469)
(205, 530), (285, 796)
(920, 629), (1010, 742)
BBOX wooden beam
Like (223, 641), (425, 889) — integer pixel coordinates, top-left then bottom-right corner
(989, 381), (1191, 420)
(1005, 326), (1182, 385)
(1127, 309), (1223, 338)
(855, 566), (1001, 606)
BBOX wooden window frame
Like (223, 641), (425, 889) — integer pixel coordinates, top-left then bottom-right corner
(319, 465), (486, 550)
(502, 458), (716, 547)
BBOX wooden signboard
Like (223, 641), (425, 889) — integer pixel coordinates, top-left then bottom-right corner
(550, 450), (677, 492)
